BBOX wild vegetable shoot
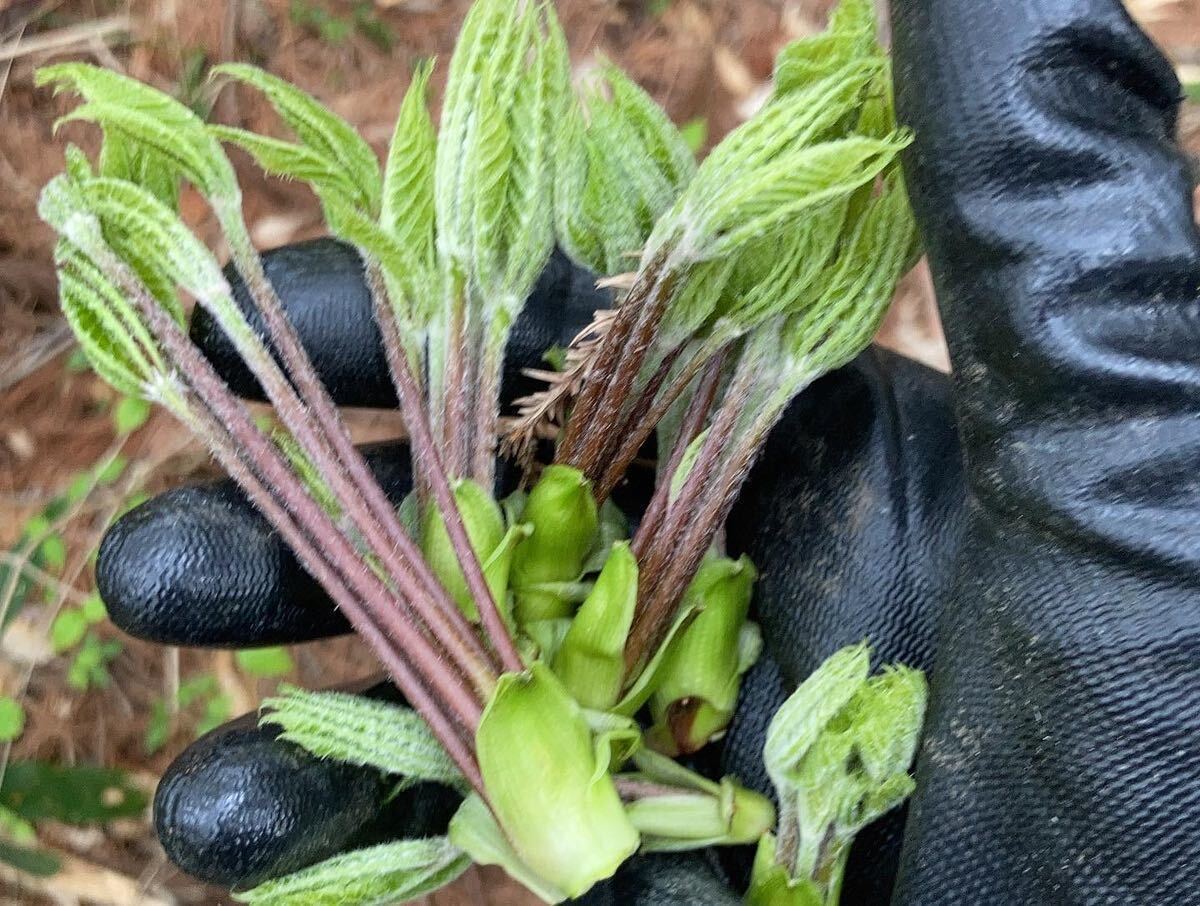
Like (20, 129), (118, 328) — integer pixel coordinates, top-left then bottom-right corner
(39, 0), (926, 902)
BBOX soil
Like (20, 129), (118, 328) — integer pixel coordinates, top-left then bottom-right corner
(0, 0), (1197, 903)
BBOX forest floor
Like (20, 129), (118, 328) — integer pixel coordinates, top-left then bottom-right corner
(0, 0), (1197, 903)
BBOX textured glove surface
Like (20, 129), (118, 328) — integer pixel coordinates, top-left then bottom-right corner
(891, 0), (1200, 901)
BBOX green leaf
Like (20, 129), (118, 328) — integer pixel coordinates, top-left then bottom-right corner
(208, 125), (362, 211)
(764, 643), (869, 792)
(0, 761), (146, 823)
(260, 686), (464, 790)
(112, 395), (151, 434)
(781, 170), (916, 377)
(0, 697), (26, 743)
(236, 837), (469, 906)
(556, 62), (695, 276)
(760, 643), (926, 900)
(0, 839), (61, 878)
(50, 609), (87, 653)
(37, 535), (67, 572)
(381, 59), (438, 316)
(37, 63), (236, 199)
(235, 646), (294, 679)
(81, 592), (107, 624)
(210, 63), (381, 214)
(67, 634), (122, 691)
(435, 0), (564, 312)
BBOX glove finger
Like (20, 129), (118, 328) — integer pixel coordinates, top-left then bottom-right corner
(154, 681), (459, 890)
(192, 238), (604, 408)
(574, 853), (740, 905)
(98, 443), (411, 647)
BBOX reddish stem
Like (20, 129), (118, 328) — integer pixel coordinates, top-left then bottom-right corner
(224, 237), (500, 686)
(557, 247), (670, 463)
(630, 352), (727, 559)
(366, 266), (525, 675)
(110, 262), (487, 762)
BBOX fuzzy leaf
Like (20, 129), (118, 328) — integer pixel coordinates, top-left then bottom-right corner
(211, 63), (380, 214)
(260, 686), (465, 790)
(556, 63), (694, 276)
(782, 171), (916, 376)
(208, 125), (362, 208)
(37, 63), (236, 199)
(236, 837), (469, 906)
(381, 60), (437, 305)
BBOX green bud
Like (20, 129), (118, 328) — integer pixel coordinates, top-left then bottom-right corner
(554, 542), (638, 710)
(647, 555), (758, 755)
(511, 465), (599, 624)
(761, 642), (927, 903)
(455, 662), (640, 901)
(419, 479), (506, 621)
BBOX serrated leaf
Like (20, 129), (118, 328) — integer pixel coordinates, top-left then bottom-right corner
(208, 125), (362, 208)
(260, 686), (464, 790)
(764, 642), (869, 792)
(782, 171), (916, 375)
(211, 63), (380, 213)
(381, 59), (437, 313)
(236, 837), (469, 906)
(37, 63), (235, 199)
(556, 63), (694, 277)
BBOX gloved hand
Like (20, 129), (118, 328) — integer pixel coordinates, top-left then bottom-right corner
(97, 0), (1200, 900)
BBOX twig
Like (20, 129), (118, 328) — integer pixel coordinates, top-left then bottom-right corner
(0, 14), (130, 63)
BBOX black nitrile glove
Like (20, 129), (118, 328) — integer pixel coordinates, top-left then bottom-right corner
(99, 236), (962, 900)
(886, 0), (1200, 901)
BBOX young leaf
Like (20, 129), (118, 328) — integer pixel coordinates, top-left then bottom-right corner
(236, 837), (469, 906)
(260, 686), (465, 790)
(210, 63), (381, 214)
(381, 60), (437, 306)
(207, 125), (362, 210)
(37, 63), (237, 200)
(556, 62), (695, 276)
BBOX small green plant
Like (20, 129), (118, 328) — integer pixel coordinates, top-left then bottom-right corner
(37, 0), (924, 901)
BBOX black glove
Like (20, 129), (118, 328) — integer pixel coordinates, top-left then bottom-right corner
(99, 234), (963, 900)
(887, 0), (1200, 901)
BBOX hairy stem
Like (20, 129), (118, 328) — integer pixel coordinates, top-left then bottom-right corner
(215, 220), (501, 690)
(630, 351), (727, 557)
(99, 255), (487, 773)
(624, 363), (753, 670)
(556, 246), (672, 465)
(595, 342), (720, 502)
(365, 263), (525, 675)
